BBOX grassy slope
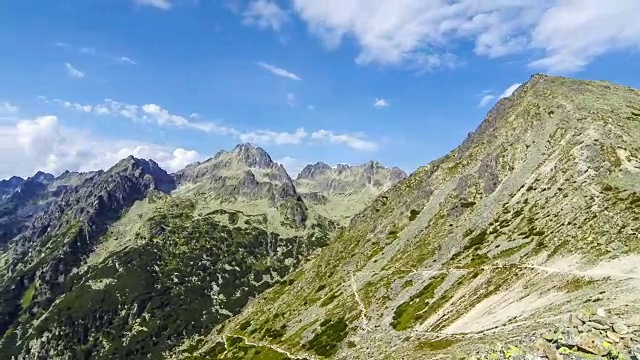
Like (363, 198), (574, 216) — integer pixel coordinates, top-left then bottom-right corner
(213, 75), (640, 359)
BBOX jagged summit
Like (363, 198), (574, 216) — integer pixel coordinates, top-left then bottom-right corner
(0, 176), (26, 196)
(297, 162), (332, 179)
(230, 142), (274, 168)
(27, 171), (54, 184)
(295, 160), (407, 194)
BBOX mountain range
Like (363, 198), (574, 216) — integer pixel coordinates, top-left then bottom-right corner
(0, 143), (405, 359)
(2, 74), (640, 359)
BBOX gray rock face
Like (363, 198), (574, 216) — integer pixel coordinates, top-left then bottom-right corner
(298, 162), (332, 180)
(174, 143), (308, 229)
(231, 143), (274, 168)
(295, 161), (407, 195)
(0, 176), (25, 197)
(0, 171), (69, 246)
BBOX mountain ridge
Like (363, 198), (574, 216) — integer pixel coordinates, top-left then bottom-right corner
(205, 74), (640, 359)
(0, 143), (404, 359)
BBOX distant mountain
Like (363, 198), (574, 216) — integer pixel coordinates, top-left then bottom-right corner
(0, 143), (402, 358)
(295, 161), (407, 224)
(174, 143), (308, 229)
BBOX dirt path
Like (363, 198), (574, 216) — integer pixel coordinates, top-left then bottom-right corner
(222, 334), (315, 360)
(351, 274), (371, 331)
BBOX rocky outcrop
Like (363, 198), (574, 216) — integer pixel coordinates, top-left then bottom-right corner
(472, 308), (640, 359)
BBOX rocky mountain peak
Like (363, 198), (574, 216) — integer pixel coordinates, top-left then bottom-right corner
(297, 162), (332, 179)
(108, 156), (175, 193)
(27, 171), (54, 185)
(230, 143), (274, 168)
(0, 176), (25, 196)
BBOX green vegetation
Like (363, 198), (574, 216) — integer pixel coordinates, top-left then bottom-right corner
(408, 209), (422, 221)
(0, 197), (331, 359)
(415, 338), (458, 352)
(561, 277), (598, 292)
(497, 241), (531, 259)
(211, 336), (292, 359)
(386, 224), (401, 241)
(460, 200), (476, 208)
(320, 291), (341, 307)
(20, 282), (36, 310)
(391, 274), (447, 331)
(304, 318), (349, 357)
(467, 229), (489, 249)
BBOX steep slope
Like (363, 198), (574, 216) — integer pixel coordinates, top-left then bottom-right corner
(295, 162), (407, 224)
(0, 156), (176, 358)
(0, 171), (100, 247)
(206, 75), (640, 359)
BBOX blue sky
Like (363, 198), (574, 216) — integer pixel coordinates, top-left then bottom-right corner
(1, 0), (640, 178)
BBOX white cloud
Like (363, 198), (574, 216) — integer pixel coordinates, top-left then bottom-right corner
(287, 93), (296, 107)
(529, 0), (640, 73)
(243, 0), (289, 31)
(240, 128), (308, 145)
(135, 0), (172, 10)
(55, 42), (136, 65)
(499, 83), (522, 99)
(41, 97), (236, 135)
(373, 98), (389, 109)
(118, 56), (137, 65)
(41, 97), (378, 151)
(275, 156), (307, 177)
(477, 82), (522, 107)
(306, 105), (315, 111)
(478, 94), (496, 108)
(257, 62), (302, 80)
(311, 130), (378, 151)
(65, 63), (85, 78)
(289, 0), (640, 73)
(1, 102), (18, 115)
(0, 115), (202, 178)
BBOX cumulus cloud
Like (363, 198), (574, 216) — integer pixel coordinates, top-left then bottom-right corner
(288, 0), (640, 73)
(243, 0), (289, 31)
(311, 130), (378, 151)
(135, 0), (172, 10)
(0, 115), (202, 178)
(373, 98), (389, 109)
(65, 63), (85, 78)
(257, 62), (302, 80)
